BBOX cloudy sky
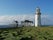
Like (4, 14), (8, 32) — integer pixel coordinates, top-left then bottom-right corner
(0, 0), (53, 25)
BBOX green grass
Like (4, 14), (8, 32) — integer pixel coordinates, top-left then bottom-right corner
(0, 26), (53, 40)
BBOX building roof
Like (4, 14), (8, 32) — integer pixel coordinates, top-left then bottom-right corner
(21, 20), (33, 23)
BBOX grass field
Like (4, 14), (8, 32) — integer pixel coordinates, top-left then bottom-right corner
(0, 26), (53, 40)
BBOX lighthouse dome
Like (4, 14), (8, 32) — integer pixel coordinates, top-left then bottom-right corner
(36, 7), (41, 14)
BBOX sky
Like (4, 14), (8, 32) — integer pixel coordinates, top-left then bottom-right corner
(0, 0), (53, 25)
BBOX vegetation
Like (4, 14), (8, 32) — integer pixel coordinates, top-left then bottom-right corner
(0, 26), (53, 40)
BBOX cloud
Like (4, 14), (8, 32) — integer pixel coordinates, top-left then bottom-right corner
(0, 14), (53, 25)
(0, 15), (34, 25)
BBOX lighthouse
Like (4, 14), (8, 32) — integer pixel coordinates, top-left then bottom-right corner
(35, 7), (41, 27)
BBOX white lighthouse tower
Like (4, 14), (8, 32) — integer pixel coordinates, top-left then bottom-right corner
(35, 7), (41, 27)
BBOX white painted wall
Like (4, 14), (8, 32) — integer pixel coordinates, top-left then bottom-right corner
(35, 14), (41, 27)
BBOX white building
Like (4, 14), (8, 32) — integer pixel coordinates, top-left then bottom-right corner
(21, 20), (34, 27)
(35, 7), (41, 27)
